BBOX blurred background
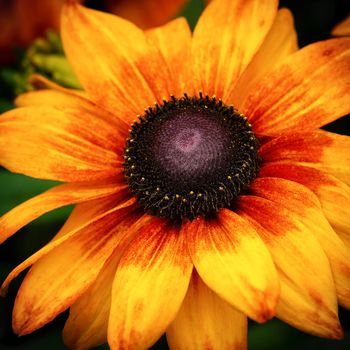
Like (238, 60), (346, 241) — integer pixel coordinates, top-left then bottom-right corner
(0, 0), (349, 349)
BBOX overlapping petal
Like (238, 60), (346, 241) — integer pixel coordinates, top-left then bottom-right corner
(107, 218), (192, 350)
(61, 3), (174, 121)
(0, 181), (127, 245)
(5, 198), (137, 335)
(238, 196), (342, 338)
(242, 38), (350, 135)
(0, 105), (124, 182)
(63, 214), (151, 350)
(183, 209), (279, 323)
(63, 251), (117, 350)
(16, 79), (126, 121)
(146, 17), (193, 96)
(228, 8), (298, 108)
(192, 0), (278, 98)
(259, 131), (350, 185)
(260, 163), (350, 247)
(167, 271), (247, 350)
(251, 177), (350, 309)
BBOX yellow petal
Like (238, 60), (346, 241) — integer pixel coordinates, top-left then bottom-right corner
(63, 214), (151, 350)
(238, 196), (342, 338)
(242, 38), (350, 135)
(107, 218), (192, 350)
(167, 271), (247, 350)
(146, 17), (193, 96)
(0, 105), (123, 182)
(251, 177), (350, 309)
(0, 181), (127, 245)
(7, 198), (136, 335)
(183, 209), (279, 323)
(228, 8), (298, 108)
(192, 0), (278, 98)
(61, 3), (173, 119)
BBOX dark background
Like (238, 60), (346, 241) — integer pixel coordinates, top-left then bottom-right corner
(0, 0), (349, 349)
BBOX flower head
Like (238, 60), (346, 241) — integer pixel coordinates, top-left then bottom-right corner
(1, 0), (350, 349)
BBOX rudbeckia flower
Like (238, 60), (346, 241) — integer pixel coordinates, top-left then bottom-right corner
(1, 0), (350, 349)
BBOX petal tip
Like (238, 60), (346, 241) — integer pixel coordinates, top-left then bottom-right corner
(12, 311), (45, 337)
(252, 289), (279, 323)
(0, 278), (10, 297)
(12, 319), (29, 337)
(255, 297), (276, 323)
(331, 322), (344, 340)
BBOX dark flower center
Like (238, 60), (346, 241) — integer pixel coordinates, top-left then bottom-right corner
(123, 94), (260, 221)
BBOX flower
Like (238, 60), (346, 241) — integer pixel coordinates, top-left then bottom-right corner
(1, 0), (350, 349)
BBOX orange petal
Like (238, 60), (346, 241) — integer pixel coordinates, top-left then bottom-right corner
(107, 218), (192, 350)
(53, 195), (126, 241)
(238, 196), (342, 338)
(228, 8), (298, 108)
(63, 214), (151, 350)
(191, 0), (278, 98)
(251, 177), (350, 309)
(16, 89), (89, 109)
(0, 105), (123, 182)
(260, 130), (350, 185)
(260, 163), (350, 245)
(23, 74), (88, 100)
(15, 87), (129, 149)
(183, 209), (279, 323)
(61, 3), (173, 120)
(0, 181), (127, 245)
(332, 15), (350, 37)
(106, 0), (188, 29)
(242, 38), (350, 135)
(16, 76), (130, 146)
(10, 198), (139, 336)
(166, 271), (247, 350)
(62, 253), (117, 350)
(146, 17), (193, 96)
(16, 81), (128, 124)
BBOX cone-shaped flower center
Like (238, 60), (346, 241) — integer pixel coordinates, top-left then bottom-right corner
(123, 94), (260, 221)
